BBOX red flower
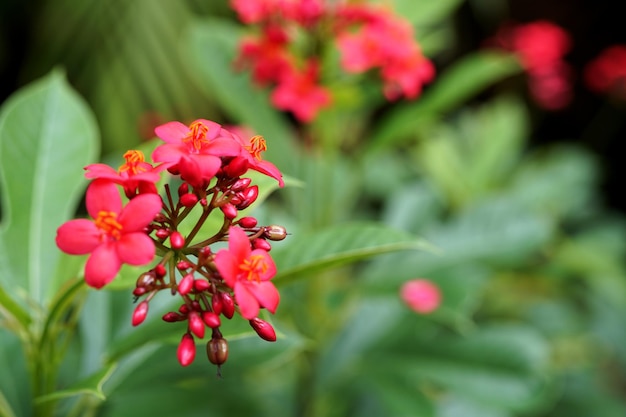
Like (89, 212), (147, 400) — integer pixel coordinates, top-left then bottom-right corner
(214, 227), (279, 319)
(271, 60), (332, 122)
(231, 132), (284, 187)
(236, 26), (293, 86)
(56, 180), (162, 288)
(152, 119), (241, 187)
(400, 279), (441, 314)
(585, 44), (626, 99)
(84, 150), (162, 197)
(230, 0), (278, 24)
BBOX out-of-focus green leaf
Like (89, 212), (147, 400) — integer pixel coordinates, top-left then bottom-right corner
(392, 0), (464, 28)
(0, 390), (18, 417)
(437, 395), (512, 417)
(185, 18), (299, 173)
(0, 70), (99, 306)
(368, 51), (521, 151)
(273, 222), (438, 284)
(0, 329), (31, 417)
(34, 362), (116, 404)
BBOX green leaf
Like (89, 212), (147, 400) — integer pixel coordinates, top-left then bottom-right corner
(185, 18), (299, 173)
(34, 362), (116, 404)
(392, 0), (464, 28)
(0, 69), (99, 305)
(272, 222), (438, 284)
(0, 390), (18, 417)
(368, 51), (521, 151)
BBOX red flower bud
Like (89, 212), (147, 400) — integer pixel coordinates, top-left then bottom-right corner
(252, 238), (272, 252)
(180, 193), (198, 208)
(136, 272), (156, 290)
(264, 225), (287, 241)
(193, 279), (210, 292)
(188, 311), (205, 339)
(177, 182), (189, 197)
(220, 203), (238, 220)
(132, 287), (147, 297)
(177, 260), (191, 270)
(202, 311), (221, 328)
(221, 293), (235, 319)
(178, 273), (194, 295)
(223, 155), (249, 178)
(212, 294), (223, 315)
(249, 318), (277, 342)
(162, 312), (185, 322)
(155, 228), (170, 239)
(231, 177), (252, 192)
(154, 264), (167, 278)
(177, 333), (196, 367)
(238, 216), (258, 228)
(170, 231), (185, 249)
(237, 186), (259, 210)
(178, 304), (190, 315)
(207, 337), (229, 365)
(132, 301), (149, 326)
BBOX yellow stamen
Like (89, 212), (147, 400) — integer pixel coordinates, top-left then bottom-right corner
(245, 135), (267, 161)
(182, 121), (210, 152)
(95, 211), (123, 240)
(118, 150), (147, 175)
(240, 254), (268, 282)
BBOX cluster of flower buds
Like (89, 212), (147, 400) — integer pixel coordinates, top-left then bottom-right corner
(56, 118), (287, 373)
(231, 0), (435, 122)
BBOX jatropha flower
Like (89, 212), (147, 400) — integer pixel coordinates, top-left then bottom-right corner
(214, 226), (279, 320)
(584, 44), (626, 100)
(55, 179), (163, 288)
(56, 118), (288, 373)
(400, 279), (441, 314)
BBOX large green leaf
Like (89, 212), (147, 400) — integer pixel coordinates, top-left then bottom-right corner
(0, 70), (99, 306)
(368, 51), (521, 151)
(272, 222), (438, 284)
(392, 0), (464, 28)
(34, 362), (117, 404)
(185, 18), (299, 174)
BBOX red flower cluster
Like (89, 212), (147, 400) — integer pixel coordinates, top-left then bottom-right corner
(232, 0), (434, 121)
(56, 119), (287, 372)
(584, 45), (626, 100)
(495, 20), (572, 110)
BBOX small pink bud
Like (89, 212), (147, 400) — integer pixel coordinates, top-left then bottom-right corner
(212, 294), (223, 315)
(238, 216), (258, 228)
(132, 287), (147, 297)
(177, 260), (191, 270)
(249, 318), (276, 342)
(180, 193), (198, 208)
(202, 311), (221, 328)
(132, 301), (149, 326)
(177, 333), (196, 367)
(229, 195), (242, 206)
(252, 238), (272, 251)
(194, 279), (210, 292)
(264, 225), (287, 241)
(231, 177), (252, 192)
(199, 246), (212, 258)
(178, 304), (190, 315)
(154, 264), (167, 278)
(200, 197), (208, 206)
(177, 182), (189, 197)
(221, 293), (235, 319)
(220, 203), (238, 220)
(400, 279), (441, 314)
(162, 312), (185, 322)
(178, 273), (194, 295)
(223, 155), (249, 178)
(207, 337), (229, 365)
(155, 228), (170, 239)
(237, 186), (259, 210)
(188, 311), (206, 339)
(170, 231), (185, 249)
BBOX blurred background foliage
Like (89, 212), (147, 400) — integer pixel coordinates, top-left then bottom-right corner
(1, 0), (625, 416)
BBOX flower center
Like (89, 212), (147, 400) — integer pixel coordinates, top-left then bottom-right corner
(183, 121), (210, 153)
(95, 211), (123, 240)
(118, 150), (147, 175)
(240, 254), (268, 282)
(245, 135), (267, 161)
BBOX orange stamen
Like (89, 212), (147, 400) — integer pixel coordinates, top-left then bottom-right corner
(95, 211), (123, 240)
(245, 135), (267, 160)
(240, 254), (268, 282)
(182, 121), (210, 153)
(118, 150), (147, 175)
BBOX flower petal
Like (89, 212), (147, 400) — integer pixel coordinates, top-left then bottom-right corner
(227, 227), (251, 262)
(152, 144), (185, 164)
(234, 281), (260, 319)
(84, 164), (120, 181)
(116, 233), (156, 265)
(251, 249), (276, 281)
(214, 250), (239, 288)
(118, 193), (162, 232)
(84, 243), (121, 288)
(86, 179), (122, 218)
(56, 219), (100, 254)
(246, 281), (280, 314)
(154, 121), (190, 144)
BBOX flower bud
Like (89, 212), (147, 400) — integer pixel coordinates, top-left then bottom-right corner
(177, 182), (189, 197)
(193, 279), (210, 292)
(238, 216), (258, 228)
(154, 264), (167, 278)
(212, 294), (223, 315)
(223, 156), (249, 178)
(237, 186), (259, 210)
(170, 231), (185, 250)
(220, 203), (238, 220)
(155, 228), (170, 239)
(249, 317), (277, 342)
(177, 333), (196, 367)
(180, 193), (198, 208)
(221, 293), (235, 319)
(207, 337), (229, 365)
(188, 311), (205, 339)
(178, 304), (190, 315)
(177, 260), (191, 270)
(264, 225), (287, 241)
(400, 279), (441, 314)
(132, 301), (149, 326)
(231, 177), (252, 192)
(178, 273), (194, 295)
(201, 311), (221, 328)
(162, 312), (185, 322)
(252, 238), (272, 252)
(132, 287), (147, 297)
(136, 272), (156, 290)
